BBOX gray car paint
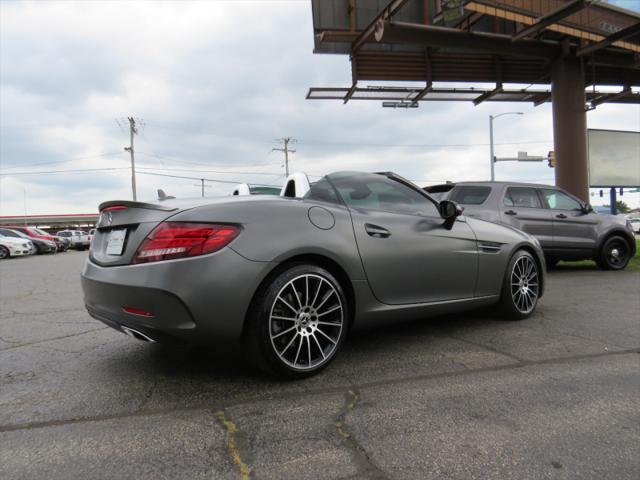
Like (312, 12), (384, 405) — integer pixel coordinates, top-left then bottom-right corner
(429, 181), (635, 262)
(81, 173), (546, 344)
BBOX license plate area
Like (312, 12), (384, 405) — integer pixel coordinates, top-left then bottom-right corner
(105, 228), (127, 256)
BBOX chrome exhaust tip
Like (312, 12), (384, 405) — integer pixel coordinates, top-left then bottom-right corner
(121, 326), (156, 343)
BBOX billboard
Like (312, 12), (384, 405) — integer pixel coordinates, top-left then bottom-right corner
(588, 129), (640, 188)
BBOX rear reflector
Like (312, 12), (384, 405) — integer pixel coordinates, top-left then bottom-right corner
(132, 222), (240, 264)
(122, 306), (154, 317)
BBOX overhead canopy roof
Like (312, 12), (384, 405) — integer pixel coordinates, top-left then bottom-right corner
(309, 0), (640, 104)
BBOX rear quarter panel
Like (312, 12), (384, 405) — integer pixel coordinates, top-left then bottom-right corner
(167, 198), (367, 281)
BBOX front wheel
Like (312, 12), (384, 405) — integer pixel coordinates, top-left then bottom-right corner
(596, 236), (631, 270)
(0, 246), (9, 260)
(245, 264), (348, 379)
(498, 250), (540, 320)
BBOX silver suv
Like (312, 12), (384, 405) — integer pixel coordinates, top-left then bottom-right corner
(425, 182), (636, 270)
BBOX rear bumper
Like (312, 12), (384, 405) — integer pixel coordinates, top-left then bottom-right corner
(81, 247), (276, 343)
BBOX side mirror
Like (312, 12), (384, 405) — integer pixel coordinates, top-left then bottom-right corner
(581, 203), (593, 214)
(439, 200), (463, 221)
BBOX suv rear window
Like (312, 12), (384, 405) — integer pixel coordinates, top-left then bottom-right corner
(450, 186), (492, 205)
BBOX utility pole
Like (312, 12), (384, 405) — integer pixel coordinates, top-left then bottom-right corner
(192, 178), (212, 198)
(124, 117), (138, 200)
(273, 138), (296, 177)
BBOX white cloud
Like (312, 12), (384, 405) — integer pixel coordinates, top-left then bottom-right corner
(1, 0), (639, 214)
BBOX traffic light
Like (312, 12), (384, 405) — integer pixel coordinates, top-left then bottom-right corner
(547, 151), (555, 168)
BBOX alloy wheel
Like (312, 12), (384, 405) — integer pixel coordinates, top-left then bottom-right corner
(269, 274), (344, 371)
(510, 255), (539, 314)
(0, 246), (8, 259)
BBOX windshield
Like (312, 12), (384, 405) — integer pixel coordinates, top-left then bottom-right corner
(28, 227), (49, 236)
(327, 172), (440, 217)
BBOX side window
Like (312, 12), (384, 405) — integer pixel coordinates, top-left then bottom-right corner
(450, 186), (492, 205)
(331, 173), (440, 217)
(503, 187), (542, 208)
(303, 177), (340, 204)
(542, 189), (581, 210)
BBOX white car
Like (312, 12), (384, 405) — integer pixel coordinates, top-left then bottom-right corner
(0, 235), (33, 259)
(629, 218), (640, 234)
(56, 230), (91, 250)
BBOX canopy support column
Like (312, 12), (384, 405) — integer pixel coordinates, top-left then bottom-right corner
(551, 56), (589, 202)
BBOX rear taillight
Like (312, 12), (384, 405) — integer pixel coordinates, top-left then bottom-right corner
(132, 222), (240, 264)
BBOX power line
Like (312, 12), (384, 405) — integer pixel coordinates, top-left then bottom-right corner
(296, 139), (552, 148)
(136, 166), (285, 176)
(137, 171), (281, 187)
(136, 151), (280, 168)
(0, 152), (126, 170)
(0, 167), (129, 176)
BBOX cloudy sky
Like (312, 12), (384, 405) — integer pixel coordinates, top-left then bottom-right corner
(1, 0), (639, 216)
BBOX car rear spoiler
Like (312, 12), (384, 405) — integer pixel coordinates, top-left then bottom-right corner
(98, 200), (177, 212)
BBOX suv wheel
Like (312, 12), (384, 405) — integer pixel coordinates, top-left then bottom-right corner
(596, 236), (631, 270)
(245, 264), (348, 379)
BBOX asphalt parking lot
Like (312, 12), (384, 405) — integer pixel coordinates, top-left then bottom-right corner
(1, 251), (638, 480)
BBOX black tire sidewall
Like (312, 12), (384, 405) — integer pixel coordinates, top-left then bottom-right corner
(0, 246), (9, 259)
(246, 264), (349, 379)
(499, 250), (539, 320)
(598, 236), (631, 271)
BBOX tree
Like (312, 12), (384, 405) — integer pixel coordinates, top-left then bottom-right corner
(603, 201), (630, 214)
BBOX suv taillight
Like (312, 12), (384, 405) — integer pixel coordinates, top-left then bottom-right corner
(132, 222), (240, 264)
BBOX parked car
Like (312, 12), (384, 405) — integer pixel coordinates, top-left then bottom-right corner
(424, 181), (636, 270)
(0, 226), (63, 252)
(54, 236), (70, 252)
(56, 230), (91, 250)
(232, 173), (311, 198)
(0, 235), (33, 259)
(629, 218), (640, 234)
(82, 171), (546, 378)
(0, 228), (57, 254)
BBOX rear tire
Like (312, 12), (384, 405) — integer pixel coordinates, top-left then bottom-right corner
(596, 236), (631, 270)
(245, 264), (348, 379)
(498, 250), (540, 320)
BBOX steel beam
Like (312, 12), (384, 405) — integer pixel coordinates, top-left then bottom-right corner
(512, 0), (586, 42)
(343, 83), (358, 104)
(381, 21), (559, 59)
(352, 0), (411, 55)
(590, 87), (632, 107)
(474, 87), (503, 105)
(577, 21), (640, 57)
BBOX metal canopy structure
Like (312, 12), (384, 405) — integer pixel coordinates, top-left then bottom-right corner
(307, 0), (640, 202)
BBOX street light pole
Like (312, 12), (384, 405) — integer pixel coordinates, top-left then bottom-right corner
(489, 111), (523, 181)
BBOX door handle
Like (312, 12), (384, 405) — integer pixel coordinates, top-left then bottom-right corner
(365, 223), (391, 238)
(555, 214), (567, 219)
(504, 210), (517, 216)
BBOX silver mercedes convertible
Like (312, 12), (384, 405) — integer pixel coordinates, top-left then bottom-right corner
(82, 171), (545, 378)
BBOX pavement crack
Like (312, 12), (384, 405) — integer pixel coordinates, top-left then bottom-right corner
(214, 409), (253, 480)
(334, 389), (390, 480)
(137, 381), (158, 412)
(447, 333), (525, 364)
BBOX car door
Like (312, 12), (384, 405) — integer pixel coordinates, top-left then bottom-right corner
(500, 186), (554, 247)
(539, 188), (599, 251)
(328, 172), (478, 305)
